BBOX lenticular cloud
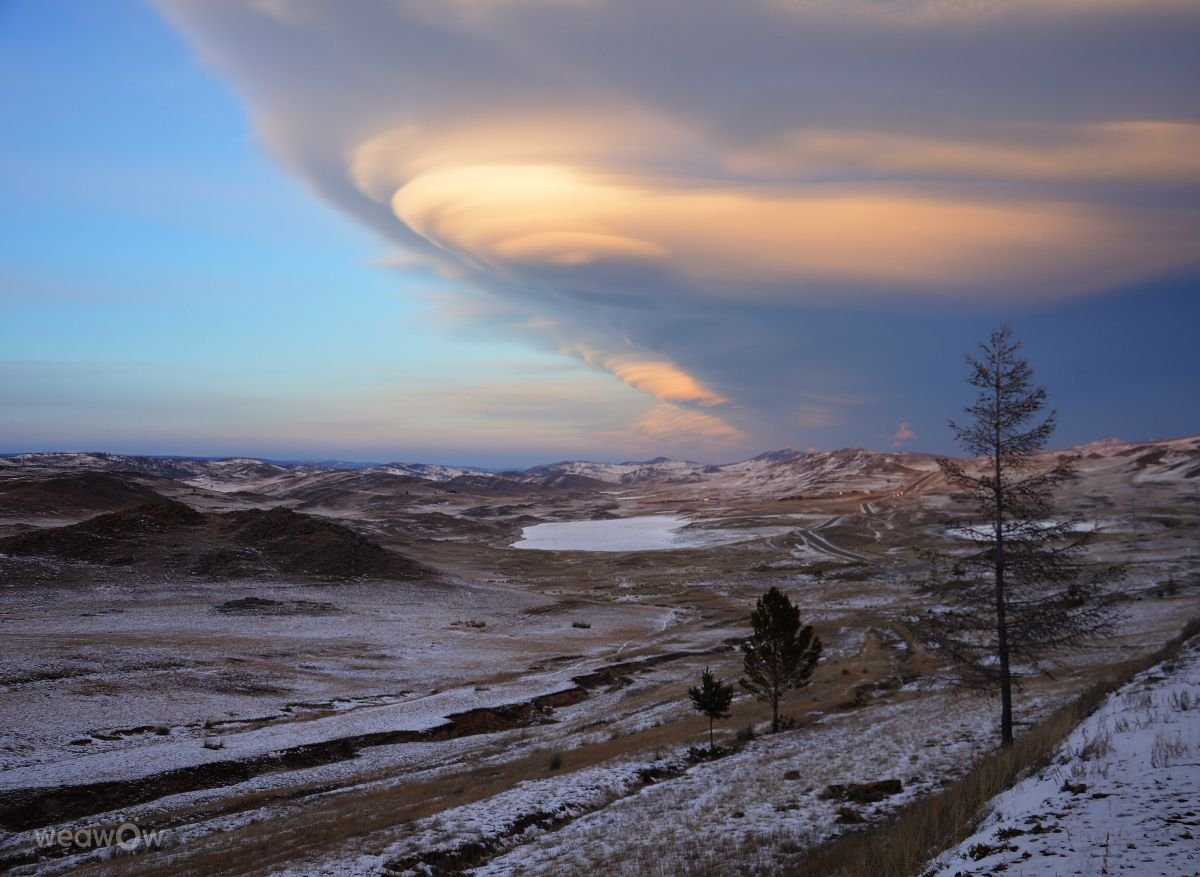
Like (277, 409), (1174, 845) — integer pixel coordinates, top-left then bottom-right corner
(159, 0), (1200, 446)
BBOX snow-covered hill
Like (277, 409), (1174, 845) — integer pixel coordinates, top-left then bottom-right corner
(526, 456), (713, 484)
(3, 436), (1196, 495)
(711, 447), (941, 497)
(1071, 434), (1200, 483)
(363, 462), (488, 482)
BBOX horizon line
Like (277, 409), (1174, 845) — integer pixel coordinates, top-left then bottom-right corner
(3, 432), (1194, 472)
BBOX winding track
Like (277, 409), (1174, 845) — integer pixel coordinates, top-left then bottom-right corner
(792, 518), (869, 562)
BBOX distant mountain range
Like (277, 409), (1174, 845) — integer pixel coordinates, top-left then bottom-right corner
(2, 436), (1197, 496)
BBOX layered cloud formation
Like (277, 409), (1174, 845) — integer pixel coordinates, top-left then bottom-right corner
(159, 0), (1200, 452)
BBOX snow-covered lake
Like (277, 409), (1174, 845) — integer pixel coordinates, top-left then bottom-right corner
(511, 514), (760, 552)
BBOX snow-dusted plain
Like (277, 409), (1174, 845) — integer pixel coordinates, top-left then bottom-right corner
(0, 435), (1196, 875)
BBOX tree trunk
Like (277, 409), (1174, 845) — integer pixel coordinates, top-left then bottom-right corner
(996, 554), (1013, 745)
(771, 692), (780, 733)
(994, 368), (1013, 746)
(709, 718), (715, 751)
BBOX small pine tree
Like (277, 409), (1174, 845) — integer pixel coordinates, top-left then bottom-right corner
(740, 587), (822, 733)
(688, 666), (734, 751)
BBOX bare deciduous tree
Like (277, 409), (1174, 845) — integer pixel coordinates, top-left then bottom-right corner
(930, 326), (1122, 745)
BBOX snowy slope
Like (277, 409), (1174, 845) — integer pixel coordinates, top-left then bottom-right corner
(925, 640), (1200, 877)
(363, 463), (487, 482)
(1072, 435), (1200, 484)
(525, 457), (712, 484)
(712, 447), (942, 496)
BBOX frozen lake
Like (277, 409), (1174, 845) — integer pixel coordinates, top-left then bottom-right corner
(511, 514), (759, 552)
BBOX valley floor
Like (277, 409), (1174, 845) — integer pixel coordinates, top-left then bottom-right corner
(1, 440), (1197, 875)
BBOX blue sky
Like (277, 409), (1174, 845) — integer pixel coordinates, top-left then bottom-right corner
(2, 1), (1198, 465)
(0, 0), (643, 466)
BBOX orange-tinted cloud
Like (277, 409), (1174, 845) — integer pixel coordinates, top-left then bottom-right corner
(602, 357), (729, 407)
(390, 161), (1194, 300)
(729, 122), (1200, 183)
(560, 343), (729, 407)
(892, 421), (917, 448)
(632, 403), (747, 445)
(159, 0), (1200, 455)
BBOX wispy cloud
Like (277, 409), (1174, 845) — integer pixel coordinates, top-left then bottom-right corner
(728, 122), (1200, 183)
(892, 421), (918, 448)
(631, 403), (747, 446)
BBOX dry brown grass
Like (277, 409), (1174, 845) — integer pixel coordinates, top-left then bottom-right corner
(66, 694), (752, 877)
(62, 631), (906, 877)
(74, 751), (554, 877)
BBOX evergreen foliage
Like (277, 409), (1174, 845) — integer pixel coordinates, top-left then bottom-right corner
(740, 587), (822, 732)
(688, 666), (734, 751)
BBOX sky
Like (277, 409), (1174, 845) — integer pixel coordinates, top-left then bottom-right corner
(2, 0), (1198, 467)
